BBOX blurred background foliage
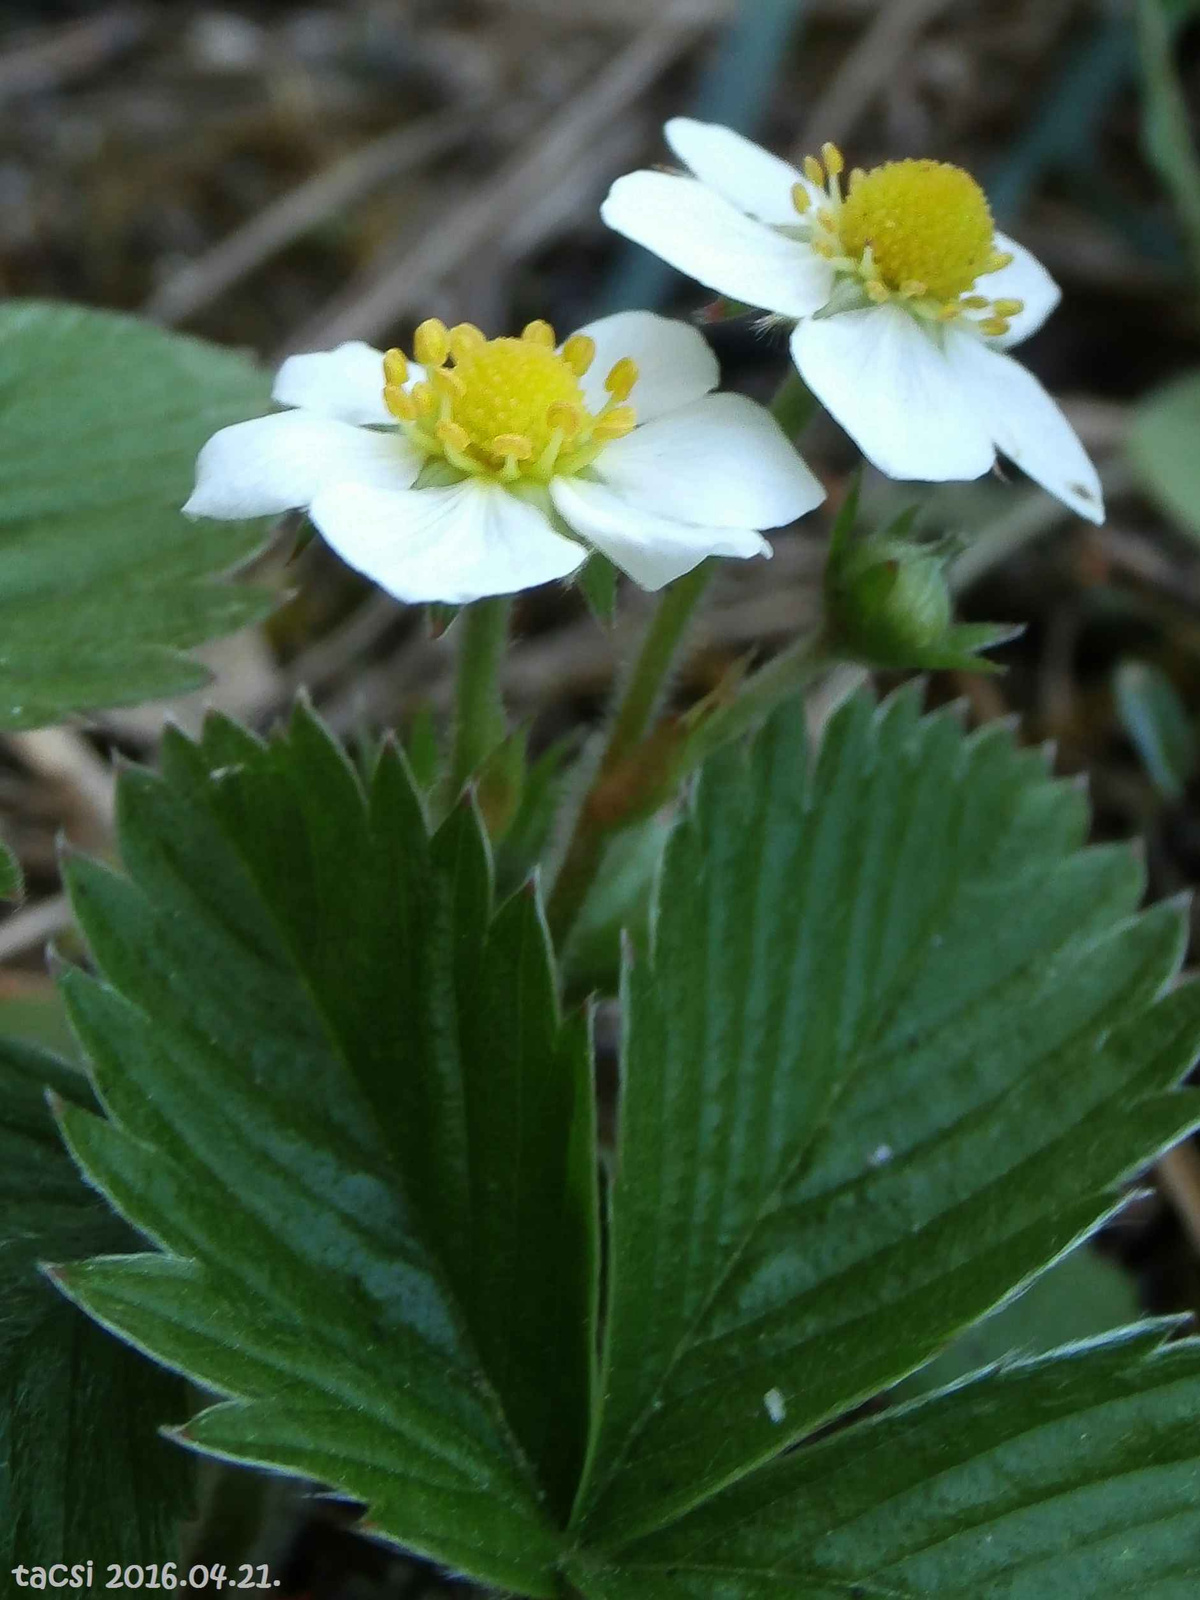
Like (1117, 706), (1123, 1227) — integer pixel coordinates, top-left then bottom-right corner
(5, 0), (1200, 1591)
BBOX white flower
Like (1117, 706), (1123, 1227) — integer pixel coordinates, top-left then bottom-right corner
(602, 119), (1104, 524)
(184, 310), (825, 604)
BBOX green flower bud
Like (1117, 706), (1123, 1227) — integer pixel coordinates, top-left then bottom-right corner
(827, 535), (953, 668)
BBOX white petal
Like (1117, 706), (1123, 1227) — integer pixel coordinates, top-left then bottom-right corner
(944, 333), (1104, 524)
(183, 412), (421, 519)
(664, 117), (810, 225)
(309, 479), (586, 604)
(975, 233), (1061, 349)
(593, 394), (824, 529)
(550, 475), (768, 592)
(601, 171), (834, 319)
(272, 341), (397, 425)
(570, 310), (719, 422)
(790, 307), (995, 482)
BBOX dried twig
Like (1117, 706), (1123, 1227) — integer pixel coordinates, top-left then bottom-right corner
(280, 8), (706, 356)
(6, 728), (116, 848)
(144, 105), (487, 327)
(793, 0), (959, 155)
(0, 5), (148, 101)
(0, 893), (72, 967)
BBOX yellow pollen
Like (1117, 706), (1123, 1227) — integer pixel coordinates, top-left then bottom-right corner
(450, 322), (486, 359)
(820, 142), (844, 177)
(980, 316), (1010, 337)
(382, 325), (641, 484)
(522, 319), (556, 347)
(384, 383), (416, 421)
(593, 405), (636, 441)
(992, 298), (1024, 318)
(791, 182), (811, 215)
(848, 167), (866, 192)
(490, 433), (534, 461)
(803, 154), (825, 186)
(561, 333), (596, 375)
(837, 158), (995, 301)
(604, 357), (639, 401)
(383, 348), (408, 386)
(414, 318), (449, 368)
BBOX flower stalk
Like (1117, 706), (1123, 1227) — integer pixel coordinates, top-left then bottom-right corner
(450, 596), (512, 796)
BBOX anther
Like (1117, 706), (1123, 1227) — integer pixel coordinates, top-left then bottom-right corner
(900, 280), (927, 299)
(593, 405), (636, 441)
(604, 357), (639, 402)
(791, 182), (812, 215)
(414, 319), (449, 368)
(384, 384), (416, 421)
(383, 348), (409, 386)
(435, 419), (471, 453)
(988, 251), (1014, 273)
(522, 320), (556, 347)
(546, 401), (585, 438)
(490, 433), (534, 461)
(812, 237), (836, 259)
(980, 316), (1010, 338)
(412, 382), (438, 416)
(431, 367), (466, 401)
(992, 298), (1024, 318)
(449, 322), (486, 359)
(865, 280), (890, 303)
(821, 142), (844, 177)
(938, 304), (961, 320)
(803, 155), (825, 186)
(848, 167), (866, 192)
(561, 334), (596, 376)
(961, 295), (990, 311)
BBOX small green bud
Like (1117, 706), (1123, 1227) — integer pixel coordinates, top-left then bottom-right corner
(827, 535), (953, 667)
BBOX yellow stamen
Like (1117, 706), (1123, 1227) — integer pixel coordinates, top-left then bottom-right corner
(490, 433), (533, 461)
(848, 167), (866, 192)
(791, 182), (811, 214)
(561, 334), (596, 376)
(961, 295), (990, 310)
(414, 318), (449, 368)
(980, 316), (1010, 337)
(838, 159), (994, 301)
(379, 322), (640, 486)
(803, 154), (825, 186)
(821, 142), (844, 177)
(384, 383), (416, 421)
(431, 366), (466, 401)
(450, 322), (486, 359)
(988, 250), (1014, 272)
(604, 357), (639, 402)
(812, 237), (836, 259)
(865, 279), (890, 303)
(547, 401), (585, 437)
(436, 419), (471, 453)
(992, 298), (1024, 318)
(592, 405), (637, 441)
(900, 280), (927, 298)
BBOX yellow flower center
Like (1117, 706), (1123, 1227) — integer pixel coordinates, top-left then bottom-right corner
(382, 318), (639, 485)
(837, 160), (994, 301)
(792, 143), (1023, 336)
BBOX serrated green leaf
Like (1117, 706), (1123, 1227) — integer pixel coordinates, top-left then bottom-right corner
(0, 301), (276, 729)
(1115, 658), (1198, 799)
(1129, 370), (1200, 542)
(49, 701), (597, 1593)
(896, 1241), (1140, 1399)
(572, 688), (1200, 1545)
(570, 1323), (1200, 1598)
(0, 1034), (190, 1566)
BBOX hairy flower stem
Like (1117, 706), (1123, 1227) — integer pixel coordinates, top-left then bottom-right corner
(545, 372), (820, 948)
(450, 596), (512, 796)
